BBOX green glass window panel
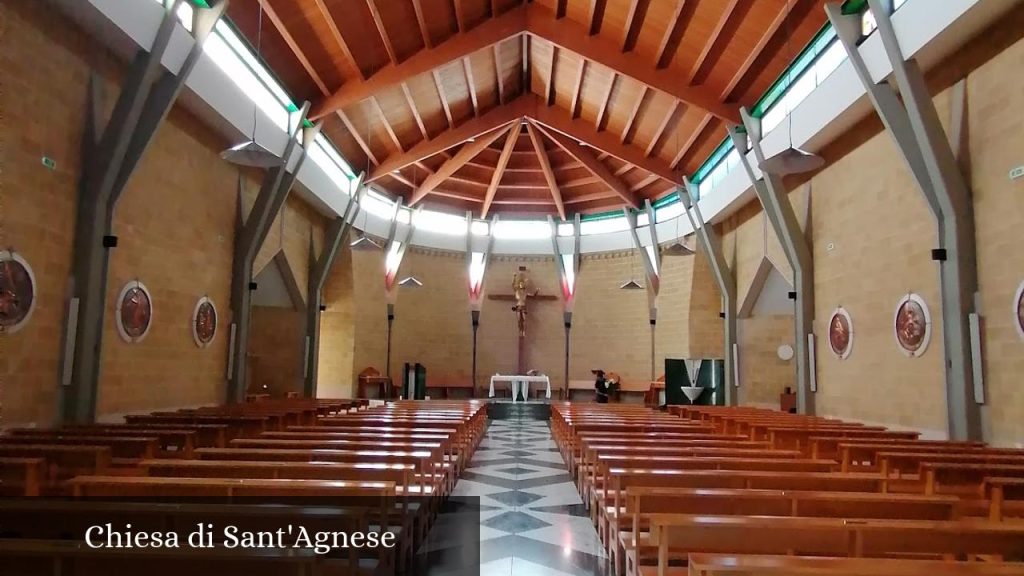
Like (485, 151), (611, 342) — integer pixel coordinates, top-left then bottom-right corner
(581, 209), (626, 222)
(652, 192), (679, 209)
(692, 139), (734, 184)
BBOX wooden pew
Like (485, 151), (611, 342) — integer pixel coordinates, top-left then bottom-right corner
(8, 427), (198, 457)
(124, 414), (268, 439)
(685, 553), (1024, 576)
(835, 440), (998, 472)
(0, 458), (46, 496)
(985, 477), (1024, 521)
(876, 451), (1024, 479)
(0, 445), (112, 488)
(68, 423), (229, 448)
(643, 514), (1024, 576)
(923, 462), (1024, 496)
(1, 435), (159, 461)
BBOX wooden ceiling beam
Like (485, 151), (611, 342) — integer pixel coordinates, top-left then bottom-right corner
(532, 122), (638, 209)
(555, 0), (568, 19)
(630, 173), (660, 191)
(670, 113), (712, 169)
(595, 74), (616, 131)
(463, 57), (480, 116)
(483, 124), (520, 217)
(365, 0), (398, 65)
(526, 5), (739, 123)
(337, 109), (380, 166)
(570, 59), (586, 119)
(493, 43), (506, 104)
(411, 127), (512, 204)
(587, 0), (608, 35)
(258, 0), (330, 95)
(655, 0), (688, 68)
(411, 0), (432, 49)
(311, 5), (527, 119)
(621, 0), (652, 53)
(521, 34), (530, 93)
(368, 95), (533, 181)
(432, 69), (455, 128)
(688, 0), (741, 84)
(452, 0), (466, 33)
(529, 95), (679, 185)
(401, 82), (430, 140)
(565, 190), (618, 204)
(433, 189), (484, 202)
(526, 122), (566, 219)
(370, 95), (403, 152)
(722, 0), (792, 99)
(621, 86), (647, 143)
(645, 100), (680, 157)
(310, 0), (364, 80)
(546, 46), (558, 106)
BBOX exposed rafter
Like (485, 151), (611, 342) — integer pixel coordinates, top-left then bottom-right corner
(368, 95), (533, 181)
(688, 0), (740, 84)
(432, 69), (456, 129)
(621, 86), (647, 143)
(555, 0), (568, 19)
(570, 59), (586, 119)
(311, 5), (526, 119)
(670, 113), (712, 169)
(410, 0), (432, 49)
(595, 74), (616, 131)
(530, 96), (679, 184)
(533, 123), (639, 209)
(722, 0), (793, 99)
(310, 0), (364, 80)
(655, 0), (688, 68)
(337, 109), (380, 166)
(493, 43), (506, 104)
(646, 100), (680, 157)
(587, 0), (608, 35)
(621, 0), (651, 53)
(463, 57), (480, 116)
(482, 124), (520, 217)
(370, 95), (402, 152)
(401, 82), (429, 140)
(365, 0), (398, 65)
(452, 0), (466, 32)
(526, 5), (740, 122)
(526, 122), (566, 219)
(259, 0), (329, 95)
(546, 46), (558, 106)
(411, 128), (511, 204)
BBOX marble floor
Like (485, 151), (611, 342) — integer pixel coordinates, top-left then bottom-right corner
(451, 417), (610, 576)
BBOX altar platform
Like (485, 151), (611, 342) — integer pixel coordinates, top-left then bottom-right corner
(487, 399), (551, 420)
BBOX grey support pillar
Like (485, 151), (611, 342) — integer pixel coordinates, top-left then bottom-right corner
(680, 180), (738, 406)
(549, 214), (581, 396)
(303, 177), (363, 397)
(467, 213), (497, 395)
(728, 113), (816, 415)
(227, 103), (317, 404)
(625, 202), (661, 381)
(826, 1), (982, 440)
(62, 0), (228, 423)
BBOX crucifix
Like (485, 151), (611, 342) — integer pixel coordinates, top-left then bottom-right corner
(488, 266), (558, 375)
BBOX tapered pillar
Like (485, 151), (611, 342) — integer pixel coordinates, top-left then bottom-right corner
(62, 0), (228, 423)
(681, 180), (738, 405)
(227, 104), (317, 404)
(826, 0), (982, 439)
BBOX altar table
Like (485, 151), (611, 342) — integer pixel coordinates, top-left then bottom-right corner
(489, 375), (551, 402)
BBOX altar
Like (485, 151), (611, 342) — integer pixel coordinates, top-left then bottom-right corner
(489, 374), (551, 403)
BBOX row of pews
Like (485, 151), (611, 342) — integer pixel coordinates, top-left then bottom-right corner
(552, 403), (1024, 576)
(0, 398), (486, 575)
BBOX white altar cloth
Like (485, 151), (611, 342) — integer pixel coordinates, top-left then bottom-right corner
(489, 374), (551, 402)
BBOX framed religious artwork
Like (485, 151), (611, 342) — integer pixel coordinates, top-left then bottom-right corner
(0, 250), (37, 335)
(116, 280), (153, 343)
(828, 307), (854, 359)
(1014, 280), (1024, 341)
(192, 296), (217, 348)
(893, 293), (931, 357)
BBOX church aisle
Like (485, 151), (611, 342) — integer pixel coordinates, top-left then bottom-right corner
(452, 417), (609, 576)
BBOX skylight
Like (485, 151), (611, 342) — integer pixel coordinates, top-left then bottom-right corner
(415, 210), (468, 236)
(493, 220), (552, 240)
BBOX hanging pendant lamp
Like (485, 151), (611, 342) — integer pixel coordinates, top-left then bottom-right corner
(619, 244), (645, 290)
(664, 198), (695, 256)
(757, 0), (823, 176)
(350, 234), (382, 251)
(398, 276), (423, 287)
(221, 2), (283, 168)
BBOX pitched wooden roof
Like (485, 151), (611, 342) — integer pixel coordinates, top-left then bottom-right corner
(227, 0), (827, 216)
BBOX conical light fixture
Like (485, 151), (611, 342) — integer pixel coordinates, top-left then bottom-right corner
(350, 233), (382, 251)
(220, 2), (283, 168)
(664, 199), (695, 256)
(757, 0), (823, 176)
(619, 244), (645, 290)
(398, 276), (423, 287)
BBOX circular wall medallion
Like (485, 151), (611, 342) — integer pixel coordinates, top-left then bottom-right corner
(828, 307), (854, 359)
(192, 296), (218, 348)
(777, 344), (794, 361)
(0, 250), (37, 335)
(116, 280), (153, 343)
(1014, 280), (1024, 341)
(893, 293), (931, 357)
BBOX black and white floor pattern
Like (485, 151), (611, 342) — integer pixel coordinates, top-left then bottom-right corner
(452, 418), (609, 576)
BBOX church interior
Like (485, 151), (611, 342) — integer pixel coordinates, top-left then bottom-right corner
(1, 0), (1023, 574)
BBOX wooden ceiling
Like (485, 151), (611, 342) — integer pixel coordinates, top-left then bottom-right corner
(227, 0), (828, 217)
